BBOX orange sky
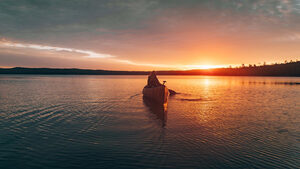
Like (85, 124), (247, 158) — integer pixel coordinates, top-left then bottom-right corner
(0, 1), (299, 70)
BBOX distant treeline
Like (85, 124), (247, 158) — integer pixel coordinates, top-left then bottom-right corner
(0, 61), (299, 76)
(0, 67), (148, 75)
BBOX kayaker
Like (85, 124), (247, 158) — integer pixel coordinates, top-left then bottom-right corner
(147, 71), (161, 87)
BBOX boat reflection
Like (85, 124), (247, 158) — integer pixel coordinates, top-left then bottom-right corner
(143, 96), (168, 127)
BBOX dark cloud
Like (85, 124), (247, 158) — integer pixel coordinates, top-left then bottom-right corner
(0, 0), (300, 69)
(0, 0), (160, 40)
(1, 0), (299, 39)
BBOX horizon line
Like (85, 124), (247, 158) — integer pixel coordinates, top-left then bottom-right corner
(0, 60), (299, 72)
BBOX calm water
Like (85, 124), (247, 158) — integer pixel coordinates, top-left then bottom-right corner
(0, 75), (299, 169)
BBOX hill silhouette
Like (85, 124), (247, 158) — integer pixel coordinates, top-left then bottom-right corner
(0, 61), (299, 76)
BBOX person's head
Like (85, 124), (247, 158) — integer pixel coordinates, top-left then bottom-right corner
(149, 71), (155, 76)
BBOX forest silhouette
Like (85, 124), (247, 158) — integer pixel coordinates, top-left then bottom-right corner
(1, 61), (299, 76)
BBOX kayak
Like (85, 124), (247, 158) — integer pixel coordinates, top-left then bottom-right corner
(142, 85), (169, 105)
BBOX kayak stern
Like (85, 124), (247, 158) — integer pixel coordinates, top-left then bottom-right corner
(142, 85), (169, 104)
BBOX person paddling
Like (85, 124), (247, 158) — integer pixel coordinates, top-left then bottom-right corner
(146, 71), (162, 88)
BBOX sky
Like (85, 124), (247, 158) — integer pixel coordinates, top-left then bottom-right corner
(0, 0), (300, 70)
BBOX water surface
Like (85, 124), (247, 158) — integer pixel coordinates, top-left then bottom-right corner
(0, 75), (299, 169)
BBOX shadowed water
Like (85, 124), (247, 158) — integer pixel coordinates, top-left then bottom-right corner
(0, 75), (299, 169)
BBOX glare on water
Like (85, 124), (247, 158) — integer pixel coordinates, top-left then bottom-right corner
(0, 75), (299, 169)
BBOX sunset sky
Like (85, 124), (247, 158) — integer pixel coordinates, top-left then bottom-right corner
(1, 0), (300, 70)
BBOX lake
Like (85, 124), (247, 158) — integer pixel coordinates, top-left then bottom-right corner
(0, 75), (299, 169)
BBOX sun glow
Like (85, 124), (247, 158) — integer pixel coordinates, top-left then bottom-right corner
(0, 39), (230, 70)
(182, 65), (226, 70)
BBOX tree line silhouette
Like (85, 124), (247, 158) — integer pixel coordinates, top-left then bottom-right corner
(0, 60), (299, 76)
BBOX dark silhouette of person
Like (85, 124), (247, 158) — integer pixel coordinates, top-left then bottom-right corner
(147, 71), (161, 87)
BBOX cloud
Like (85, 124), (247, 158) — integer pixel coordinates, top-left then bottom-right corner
(0, 39), (230, 70)
(0, 39), (173, 69)
(0, 40), (114, 58)
(273, 33), (300, 42)
(1, 0), (300, 69)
